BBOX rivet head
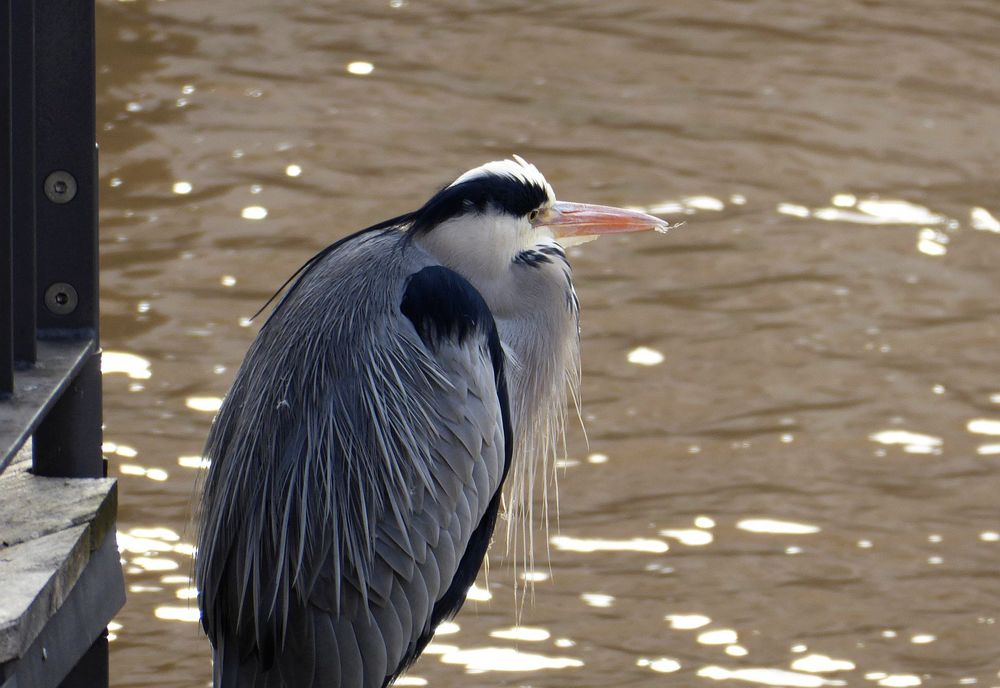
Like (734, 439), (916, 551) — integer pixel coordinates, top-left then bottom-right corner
(44, 170), (78, 204)
(45, 282), (78, 315)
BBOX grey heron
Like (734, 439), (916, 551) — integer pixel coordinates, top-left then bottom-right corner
(196, 156), (668, 687)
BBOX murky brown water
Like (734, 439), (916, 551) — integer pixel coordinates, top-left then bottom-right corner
(96, 1), (1000, 686)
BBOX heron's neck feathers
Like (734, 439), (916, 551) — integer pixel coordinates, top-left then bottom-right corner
(496, 295), (581, 578)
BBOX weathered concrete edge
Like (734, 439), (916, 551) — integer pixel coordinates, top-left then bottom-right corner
(0, 533), (125, 688)
(0, 460), (117, 549)
(0, 455), (118, 663)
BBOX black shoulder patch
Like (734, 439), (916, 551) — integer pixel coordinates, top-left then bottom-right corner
(401, 266), (494, 349)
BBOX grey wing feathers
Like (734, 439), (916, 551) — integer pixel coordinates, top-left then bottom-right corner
(197, 232), (509, 688)
(310, 335), (507, 686)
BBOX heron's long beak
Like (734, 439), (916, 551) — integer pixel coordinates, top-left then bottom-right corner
(535, 201), (671, 246)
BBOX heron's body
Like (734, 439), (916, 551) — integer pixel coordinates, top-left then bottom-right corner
(196, 158), (666, 687)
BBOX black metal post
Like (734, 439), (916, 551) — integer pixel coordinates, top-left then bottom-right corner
(11, 0), (37, 364)
(34, 0), (98, 338)
(1, 0), (13, 395)
(30, 0), (101, 481)
(33, 352), (103, 478)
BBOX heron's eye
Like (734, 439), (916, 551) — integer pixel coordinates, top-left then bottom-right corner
(528, 209), (540, 222)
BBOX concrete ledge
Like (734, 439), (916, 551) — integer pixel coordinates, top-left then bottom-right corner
(0, 444), (122, 679)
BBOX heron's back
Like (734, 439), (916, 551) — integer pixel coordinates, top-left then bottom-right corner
(196, 229), (511, 687)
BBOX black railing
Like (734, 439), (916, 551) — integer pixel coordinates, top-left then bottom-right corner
(2, 3), (122, 687)
(2, 0), (102, 478)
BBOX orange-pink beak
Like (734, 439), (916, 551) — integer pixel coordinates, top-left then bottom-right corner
(533, 201), (671, 242)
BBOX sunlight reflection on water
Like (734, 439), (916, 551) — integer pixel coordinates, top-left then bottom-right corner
(439, 646), (583, 674)
(665, 613), (711, 630)
(790, 655), (855, 673)
(154, 606), (200, 623)
(580, 593), (614, 608)
(101, 351), (152, 379)
(697, 629), (738, 645)
(550, 535), (669, 553)
(735, 519), (820, 535)
(660, 528), (714, 546)
(698, 665), (845, 687)
(868, 429), (943, 454)
(779, 195), (950, 227)
(968, 419), (1000, 435)
(186, 396), (223, 413)
(637, 656), (681, 673)
(488, 626), (550, 642)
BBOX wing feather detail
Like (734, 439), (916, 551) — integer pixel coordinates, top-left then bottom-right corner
(197, 233), (511, 687)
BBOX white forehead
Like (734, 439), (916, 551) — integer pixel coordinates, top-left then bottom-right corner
(448, 155), (556, 204)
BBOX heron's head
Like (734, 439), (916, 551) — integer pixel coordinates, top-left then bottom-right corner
(410, 156), (668, 315)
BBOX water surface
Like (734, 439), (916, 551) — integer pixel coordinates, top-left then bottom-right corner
(97, 1), (1000, 686)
